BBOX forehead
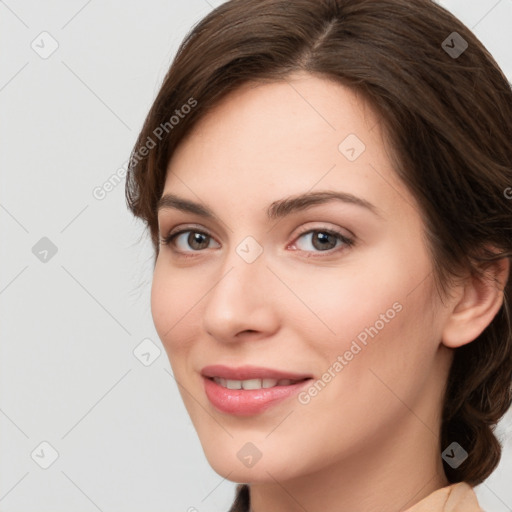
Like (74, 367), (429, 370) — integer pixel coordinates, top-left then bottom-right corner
(162, 74), (412, 218)
(169, 74), (379, 165)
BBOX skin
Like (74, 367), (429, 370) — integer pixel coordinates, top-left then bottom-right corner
(151, 72), (508, 512)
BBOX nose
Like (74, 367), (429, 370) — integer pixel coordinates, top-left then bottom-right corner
(202, 247), (280, 343)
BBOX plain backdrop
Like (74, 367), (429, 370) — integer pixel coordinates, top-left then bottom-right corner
(1, 1), (511, 511)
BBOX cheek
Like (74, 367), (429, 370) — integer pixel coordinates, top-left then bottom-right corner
(150, 263), (200, 357)
(150, 267), (173, 346)
(309, 272), (438, 424)
(291, 241), (437, 403)
(318, 237), (433, 340)
(286, 289), (438, 473)
(278, 249), (413, 347)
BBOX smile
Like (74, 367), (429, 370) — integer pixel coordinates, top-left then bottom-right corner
(211, 377), (305, 389)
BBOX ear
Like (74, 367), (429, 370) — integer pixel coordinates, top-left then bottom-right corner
(442, 256), (510, 349)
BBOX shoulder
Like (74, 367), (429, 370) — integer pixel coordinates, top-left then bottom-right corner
(226, 481), (482, 512)
(405, 482), (483, 512)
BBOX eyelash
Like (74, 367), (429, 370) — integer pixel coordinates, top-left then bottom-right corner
(159, 224), (355, 258)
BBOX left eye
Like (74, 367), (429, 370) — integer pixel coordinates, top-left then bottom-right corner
(292, 229), (353, 252)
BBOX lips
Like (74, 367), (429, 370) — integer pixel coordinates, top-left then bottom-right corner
(201, 364), (312, 381)
(201, 365), (313, 416)
(211, 377), (302, 390)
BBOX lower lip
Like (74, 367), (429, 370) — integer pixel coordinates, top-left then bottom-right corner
(203, 377), (312, 416)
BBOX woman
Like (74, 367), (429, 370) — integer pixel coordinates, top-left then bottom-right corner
(125, 0), (512, 510)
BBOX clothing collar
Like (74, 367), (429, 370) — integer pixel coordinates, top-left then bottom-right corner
(228, 481), (482, 512)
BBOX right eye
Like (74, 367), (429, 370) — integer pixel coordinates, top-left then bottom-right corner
(160, 228), (221, 254)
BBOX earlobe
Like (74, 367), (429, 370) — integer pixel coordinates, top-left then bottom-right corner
(442, 257), (510, 349)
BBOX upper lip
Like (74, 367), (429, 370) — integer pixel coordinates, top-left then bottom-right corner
(201, 364), (313, 381)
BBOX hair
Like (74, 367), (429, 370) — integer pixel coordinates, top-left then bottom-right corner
(125, 0), (512, 486)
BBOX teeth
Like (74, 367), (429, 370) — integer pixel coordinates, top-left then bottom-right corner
(226, 379), (242, 390)
(242, 378), (264, 390)
(212, 377), (299, 389)
(215, 377), (227, 388)
(262, 378), (278, 388)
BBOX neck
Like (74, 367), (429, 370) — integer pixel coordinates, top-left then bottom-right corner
(249, 411), (450, 512)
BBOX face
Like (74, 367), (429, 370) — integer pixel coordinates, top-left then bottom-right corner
(151, 73), (454, 483)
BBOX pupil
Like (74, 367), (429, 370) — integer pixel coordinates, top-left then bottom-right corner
(313, 232), (336, 251)
(190, 232), (208, 250)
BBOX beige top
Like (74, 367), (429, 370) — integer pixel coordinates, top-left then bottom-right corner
(228, 481), (483, 512)
(405, 482), (483, 512)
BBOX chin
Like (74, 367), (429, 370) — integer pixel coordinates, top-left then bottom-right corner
(205, 454), (291, 484)
(198, 432), (319, 485)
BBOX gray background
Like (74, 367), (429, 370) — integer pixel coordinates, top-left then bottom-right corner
(1, 0), (511, 510)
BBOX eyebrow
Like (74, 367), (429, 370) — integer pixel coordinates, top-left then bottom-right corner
(156, 190), (381, 220)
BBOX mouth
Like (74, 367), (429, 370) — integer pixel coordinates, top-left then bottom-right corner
(201, 364), (313, 381)
(201, 365), (314, 416)
(209, 376), (309, 390)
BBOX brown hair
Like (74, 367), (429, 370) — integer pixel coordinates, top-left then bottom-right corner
(125, 0), (512, 486)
